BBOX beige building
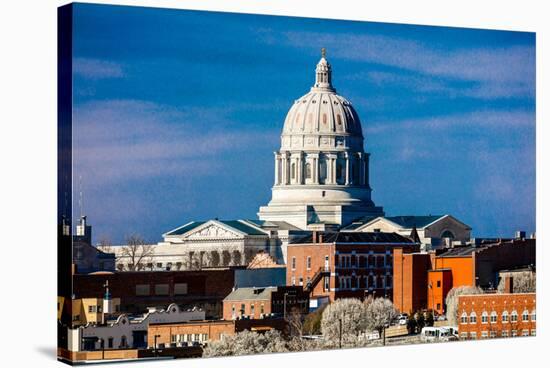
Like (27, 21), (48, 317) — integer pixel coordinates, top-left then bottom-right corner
(344, 215), (471, 250)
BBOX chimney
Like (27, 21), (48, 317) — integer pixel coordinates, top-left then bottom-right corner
(515, 230), (526, 240)
(503, 276), (514, 294)
(319, 233), (323, 244)
(312, 231), (317, 244)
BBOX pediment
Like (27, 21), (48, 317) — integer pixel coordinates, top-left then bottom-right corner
(184, 222), (244, 240)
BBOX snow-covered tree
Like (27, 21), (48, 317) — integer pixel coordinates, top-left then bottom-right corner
(321, 298), (367, 345)
(364, 297), (399, 335)
(445, 286), (484, 325)
(497, 273), (536, 293)
(203, 330), (290, 357)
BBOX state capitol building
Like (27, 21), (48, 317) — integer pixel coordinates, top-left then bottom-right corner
(101, 50), (471, 271)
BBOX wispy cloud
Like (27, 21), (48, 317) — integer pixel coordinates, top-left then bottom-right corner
(73, 99), (278, 185)
(270, 31), (534, 100)
(73, 58), (125, 80)
(365, 108), (535, 135)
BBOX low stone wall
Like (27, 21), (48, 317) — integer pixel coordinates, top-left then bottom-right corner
(58, 348), (139, 362)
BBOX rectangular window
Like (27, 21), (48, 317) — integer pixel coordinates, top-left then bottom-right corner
(490, 331), (497, 338)
(291, 276), (296, 286)
(522, 330), (529, 336)
(306, 256), (311, 270)
(481, 331), (488, 339)
(108, 337), (113, 348)
(174, 283), (188, 295)
(436, 303), (441, 311)
(88, 305), (96, 313)
(240, 304), (246, 316)
(156, 262), (163, 268)
(291, 257), (296, 270)
(155, 284), (169, 295)
(260, 304), (265, 314)
(531, 329), (536, 336)
(324, 276), (329, 290)
(469, 332), (477, 339)
(460, 332), (468, 339)
(135, 284), (150, 296)
(202, 334), (208, 341)
(231, 304), (236, 318)
(436, 280), (441, 288)
(251, 304), (255, 316)
(511, 330), (517, 337)
(501, 330), (509, 337)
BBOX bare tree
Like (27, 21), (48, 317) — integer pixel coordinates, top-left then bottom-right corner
(285, 306), (304, 338)
(497, 273), (536, 293)
(202, 330), (290, 357)
(120, 234), (154, 271)
(96, 236), (113, 253)
(445, 285), (484, 326)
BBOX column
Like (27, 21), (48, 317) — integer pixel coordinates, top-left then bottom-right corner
(365, 153), (370, 188)
(311, 153), (319, 184)
(358, 152), (364, 186)
(282, 152), (289, 185)
(274, 152), (280, 185)
(345, 152), (350, 185)
(297, 152), (304, 184)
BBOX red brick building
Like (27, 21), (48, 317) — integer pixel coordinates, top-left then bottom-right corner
(148, 318), (289, 348)
(457, 290), (536, 339)
(287, 232), (419, 306)
(222, 286), (309, 320)
(393, 239), (535, 315)
(73, 268), (238, 318)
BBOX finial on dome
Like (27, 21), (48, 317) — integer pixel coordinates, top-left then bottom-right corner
(313, 48), (334, 91)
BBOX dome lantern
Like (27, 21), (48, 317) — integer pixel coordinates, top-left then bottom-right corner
(313, 47), (334, 91)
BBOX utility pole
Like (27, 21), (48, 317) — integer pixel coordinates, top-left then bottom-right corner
(339, 317), (343, 349)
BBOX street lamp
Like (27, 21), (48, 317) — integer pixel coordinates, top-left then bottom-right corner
(283, 292), (289, 320)
(98, 338), (104, 360)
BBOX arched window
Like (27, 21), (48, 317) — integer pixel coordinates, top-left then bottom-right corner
(470, 312), (477, 323)
(319, 159), (327, 183)
(306, 163), (312, 179)
(481, 311), (488, 324)
(441, 230), (455, 239)
(336, 160), (344, 184)
(460, 312), (468, 324)
(522, 310), (530, 322)
(502, 311), (509, 322)
(490, 311), (498, 323)
(511, 310), (518, 322)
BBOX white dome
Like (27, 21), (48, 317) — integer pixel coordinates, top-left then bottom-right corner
(258, 49), (384, 230)
(280, 52), (364, 152)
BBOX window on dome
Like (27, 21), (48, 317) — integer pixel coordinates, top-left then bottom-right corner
(336, 161), (345, 184)
(323, 113), (327, 125)
(319, 159), (327, 184)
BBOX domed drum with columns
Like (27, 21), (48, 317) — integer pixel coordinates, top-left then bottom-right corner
(258, 49), (384, 229)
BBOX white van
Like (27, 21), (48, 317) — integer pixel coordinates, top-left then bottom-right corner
(420, 327), (456, 342)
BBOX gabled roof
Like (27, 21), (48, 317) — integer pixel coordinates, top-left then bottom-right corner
(224, 287), (277, 301)
(164, 219), (267, 237)
(384, 215), (444, 228)
(164, 221), (206, 236)
(290, 231), (414, 244)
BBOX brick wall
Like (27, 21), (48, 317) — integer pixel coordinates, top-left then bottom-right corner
(457, 293), (536, 339)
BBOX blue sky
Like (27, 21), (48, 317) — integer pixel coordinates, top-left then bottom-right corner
(71, 3), (535, 244)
